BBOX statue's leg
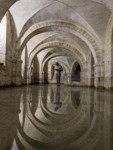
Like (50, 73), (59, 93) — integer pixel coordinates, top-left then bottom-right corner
(57, 74), (61, 86)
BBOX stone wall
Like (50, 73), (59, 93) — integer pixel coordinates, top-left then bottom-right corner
(1, 1), (113, 89)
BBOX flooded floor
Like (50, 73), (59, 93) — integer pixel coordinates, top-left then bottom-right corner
(0, 85), (113, 150)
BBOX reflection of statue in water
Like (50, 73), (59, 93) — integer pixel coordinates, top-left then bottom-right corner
(55, 62), (63, 86)
(54, 87), (62, 111)
(71, 91), (80, 109)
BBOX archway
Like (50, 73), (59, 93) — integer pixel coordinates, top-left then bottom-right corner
(71, 63), (81, 82)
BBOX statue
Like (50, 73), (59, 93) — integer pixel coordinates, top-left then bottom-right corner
(55, 62), (63, 86)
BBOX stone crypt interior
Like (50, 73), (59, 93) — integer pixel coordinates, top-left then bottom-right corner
(0, 0), (113, 150)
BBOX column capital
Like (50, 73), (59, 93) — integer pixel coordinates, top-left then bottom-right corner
(12, 59), (22, 63)
(93, 62), (104, 67)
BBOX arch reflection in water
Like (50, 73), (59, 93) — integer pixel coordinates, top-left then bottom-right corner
(0, 85), (112, 150)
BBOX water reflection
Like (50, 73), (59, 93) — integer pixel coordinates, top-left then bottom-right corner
(71, 91), (80, 109)
(0, 85), (112, 150)
(0, 87), (22, 150)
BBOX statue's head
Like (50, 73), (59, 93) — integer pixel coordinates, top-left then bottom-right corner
(56, 62), (59, 66)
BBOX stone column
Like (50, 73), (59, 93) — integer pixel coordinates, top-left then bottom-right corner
(82, 61), (94, 87)
(27, 67), (31, 84)
(16, 59), (23, 85)
(23, 46), (28, 84)
(68, 73), (72, 84)
(104, 61), (113, 89)
(11, 59), (22, 85)
(94, 62), (104, 88)
(80, 69), (85, 86)
(39, 71), (45, 84)
(64, 72), (71, 85)
(48, 66), (52, 83)
(23, 65), (28, 84)
(81, 68), (90, 86)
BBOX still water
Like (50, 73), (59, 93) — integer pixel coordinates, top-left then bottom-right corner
(0, 85), (113, 150)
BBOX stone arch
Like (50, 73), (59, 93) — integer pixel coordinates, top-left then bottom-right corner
(6, 11), (18, 62)
(42, 54), (68, 71)
(43, 47), (84, 73)
(42, 53), (70, 71)
(104, 14), (113, 88)
(37, 47), (80, 84)
(31, 56), (40, 84)
(18, 1), (101, 43)
(0, 0), (17, 21)
(42, 53), (71, 83)
(46, 60), (69, 84)
(71, 60), (83, 73)
(27, 31), (89, 71)
(71, 62), (81, 82)
(28, 41), (85, 70)
(28, 31), (87, 58)
(31, 41), (85, 62)
(41, 47), (74, 71)
(17, 21), (101, 63)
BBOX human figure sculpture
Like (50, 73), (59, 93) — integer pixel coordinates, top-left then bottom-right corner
(55, 62), (63, 86)
(54, 86), (62, 111)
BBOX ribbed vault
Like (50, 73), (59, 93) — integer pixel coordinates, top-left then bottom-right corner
(0, 1), (113, 87)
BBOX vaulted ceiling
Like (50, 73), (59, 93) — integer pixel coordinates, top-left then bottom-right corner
(1, 0), (113, 67)
(9, 0), (112, 42)
(0, 0), (112, 41)
(0, 0), (17, 20)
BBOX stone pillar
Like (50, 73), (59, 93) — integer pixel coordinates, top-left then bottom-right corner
(48, 66), (52, 82)
(15, 59), (22, 85)
(23, 46), (28, 84)
(81, 61), (94, 87)
(94, 62), (104, 88)
(28, 65), (40, 84)
(81, 68), (90, 86)
(110, 62), (113, 88)
(80, 69), (86, 86)
(11, 59), (22, 85)
(27, 67), (31, 84)
(85, 68), (91, 86)
(104, 61), (113, 89)
(39, 72), (45, 84)
(86, 69), (94, 87)
(23, 65), (28, 84)
(67, 73), (72, 84)
(64, 72), (71, 85)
